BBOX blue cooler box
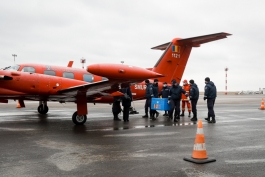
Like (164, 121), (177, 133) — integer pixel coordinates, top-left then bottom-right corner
(151, 98), (170, 111)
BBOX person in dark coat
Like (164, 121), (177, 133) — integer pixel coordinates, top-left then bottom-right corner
(112, 96), (122, 121)
(204, 77), (217, 123)
(159, 82), (170, 116)
(189, 79), (199, 121)
(150, 79), (159, 120)
(121, 83), (132, 122)
(168, 79), (188, 122)
(142, 79), (154, 118)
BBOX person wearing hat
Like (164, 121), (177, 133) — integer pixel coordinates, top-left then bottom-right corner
(159, 82), (170, 116)
(180, 79), (191, 117)
(150, 79), (160, 120)
(189, 79), (199, 121)
(204, 77), (217, 123)
(142, 79), (154, 118)
(168, 79), (188, 122)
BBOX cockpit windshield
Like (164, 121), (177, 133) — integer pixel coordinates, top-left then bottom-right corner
(1, 65), (20, 71)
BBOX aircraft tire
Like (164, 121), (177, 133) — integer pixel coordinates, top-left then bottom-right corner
(72, 111), (87, 125)
(38, 104), (49, 114)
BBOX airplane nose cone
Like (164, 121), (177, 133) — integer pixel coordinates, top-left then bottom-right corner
(87, 64), (100, 74)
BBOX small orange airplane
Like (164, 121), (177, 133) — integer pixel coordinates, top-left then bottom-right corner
(0, 32), (231, 125)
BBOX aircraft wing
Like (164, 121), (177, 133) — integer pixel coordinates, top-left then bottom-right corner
(57, 79), (134, 102)
(151, 32), (231, 50)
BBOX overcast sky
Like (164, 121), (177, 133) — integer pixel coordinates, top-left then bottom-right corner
(0, 0), (264, 91)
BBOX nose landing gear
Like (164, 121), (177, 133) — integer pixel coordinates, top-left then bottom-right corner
(72, 111), (87, 125)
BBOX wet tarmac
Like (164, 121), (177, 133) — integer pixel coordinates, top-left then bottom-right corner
(1, 94), (265, 177)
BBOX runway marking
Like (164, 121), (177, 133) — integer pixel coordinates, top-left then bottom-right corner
(226, 159), (265, 164)
(0, 127), (35, 131)
(87, 122), (197, 132)
(104, 132), (179, 137)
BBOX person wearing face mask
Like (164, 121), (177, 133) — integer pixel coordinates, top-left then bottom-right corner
(168, 79), (188, 122)
(150, 79), (160, 120)
(142, 79), (154, 118)
(180, 79), (191, 117)
(159, 82), (170, 116)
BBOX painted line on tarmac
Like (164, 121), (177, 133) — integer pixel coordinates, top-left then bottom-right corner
(226, 159), (265, 164)
(87, 122), (196, 132)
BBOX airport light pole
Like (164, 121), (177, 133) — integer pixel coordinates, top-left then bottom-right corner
(12, 54), (17, 65)
(80, 58), (86, 69)
(225, 67), (228, 95)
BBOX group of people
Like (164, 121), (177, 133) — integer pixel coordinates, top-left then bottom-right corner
(142, 77), (217, 123)
(112, 77), (217, 123)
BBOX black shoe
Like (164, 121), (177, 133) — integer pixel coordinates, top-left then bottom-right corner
(208, 119), (216, 123)
(180, 113), (184, 116)
(188, 113), (191, 117)
(174, 119), (178, 122)
(152, 117), (156, 120)
(150, 116), (155, 120)
(205, 118), (210, 121)
(155, 112), (159, 118)
(142, 115), (148, 118)
(163, 114), (166, 116)
(114, 118), (121, 121)
(190, 117), (197, 121)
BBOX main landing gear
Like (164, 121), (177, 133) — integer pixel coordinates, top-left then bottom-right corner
(72, 111), (87, 125)
(38, 101), (49, 114)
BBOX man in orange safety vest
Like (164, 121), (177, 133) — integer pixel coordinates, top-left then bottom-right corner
(180, 79), (191, 117)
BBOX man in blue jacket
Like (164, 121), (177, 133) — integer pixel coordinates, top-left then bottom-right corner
(189, 79), (199, 121)
(204, 77), (217, 123)
(142, 79), (154, 118)
(159, 82), (170, 116)
(168, 79), (188, 122)
(121, 83), (132, 122)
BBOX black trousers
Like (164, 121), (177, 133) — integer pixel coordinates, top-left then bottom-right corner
(169, 99), (180, 118)
(123, 106), (130, 121)
(144, 98), (151, 115)
(191, 99), (198, 116)
(207, 98), (215, 118)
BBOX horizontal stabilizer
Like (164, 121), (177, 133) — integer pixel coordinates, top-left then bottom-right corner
(151, 32), (231, 50)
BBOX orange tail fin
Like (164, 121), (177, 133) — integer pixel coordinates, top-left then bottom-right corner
(151, 32), (231, 83)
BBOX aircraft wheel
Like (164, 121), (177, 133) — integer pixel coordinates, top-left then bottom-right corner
(38, 104), (49, 114)
(72, 111), (87, 125)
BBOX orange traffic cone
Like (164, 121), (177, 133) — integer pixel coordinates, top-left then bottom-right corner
(183, 119), (216, 164)
(259, 98), (265, 110)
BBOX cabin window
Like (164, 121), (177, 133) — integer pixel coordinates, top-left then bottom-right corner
(102, 77), (109, 81)
(83, 74), (94, 82)
(44, 70), (56, 76)
(21, 66), (35, 73)
(63, 72), (74, 79)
